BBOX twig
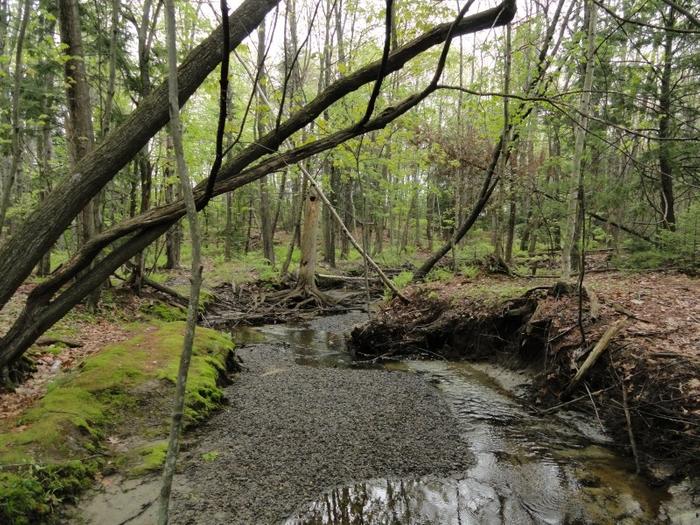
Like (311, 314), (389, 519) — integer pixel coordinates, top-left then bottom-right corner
(610, 357), (641, 474)
(584, 382), (605, 431)
(540, 384), (617, 413)
(621, 375), (641, 474)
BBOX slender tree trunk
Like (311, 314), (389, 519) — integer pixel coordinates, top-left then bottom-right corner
(658, 5), (676, 230)
(0, 0), (30, 236)
(256, 21), (275, 265)
(101, 0), (120, 137)
(561, 0), (596, 279)
(224, 192), (234, 261)
(165, 137), (182, 269)
(158, 0), (205, 521)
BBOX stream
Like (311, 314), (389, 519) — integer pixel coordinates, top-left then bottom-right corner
(239, 313), (696, 524)
(73, 312), (698, 524)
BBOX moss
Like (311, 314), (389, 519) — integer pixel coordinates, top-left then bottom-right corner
(140, 302), (188, 322)
(0, 322), (235, 524)
(158, 325), (234, 425)
(0, 460), (98, 525)
(455, 282), (531, 308)
(128, 440), (168, 477)
(201, 450), (219, 462)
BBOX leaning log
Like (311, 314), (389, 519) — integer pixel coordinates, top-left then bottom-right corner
(564, 319), (628, 397)
(301, 166), (409, 302)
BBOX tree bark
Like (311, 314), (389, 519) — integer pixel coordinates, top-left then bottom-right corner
(297, 188), (321, 291)
(58, 0), (101, 310)
(302, 167), (407, 301)
(561, 0), (596, 280)
(164, 136), (182, 269)
(658, 5), (676, 230)
(0, 0), (31, 236)
(256, 21), (275, 266)
(158, 0), (207, 521)
(0, 1), (517, 368)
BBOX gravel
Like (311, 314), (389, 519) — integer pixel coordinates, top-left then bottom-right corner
(169, 321), (473, 524)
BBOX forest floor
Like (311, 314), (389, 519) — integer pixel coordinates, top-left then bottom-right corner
(350, 268), (700, 481)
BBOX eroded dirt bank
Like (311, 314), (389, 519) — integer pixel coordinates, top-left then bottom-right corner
(349, 271), (700, 481)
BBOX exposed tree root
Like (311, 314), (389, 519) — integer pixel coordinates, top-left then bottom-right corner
(270, 284), (337, 310)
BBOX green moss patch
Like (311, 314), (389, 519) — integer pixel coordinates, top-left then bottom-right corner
(0, 322), (235, 524)
(140, 302), (188, 322)
(127, 440), (168, 477)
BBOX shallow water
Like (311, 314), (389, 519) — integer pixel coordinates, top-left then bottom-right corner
(250, 313), (698, 525)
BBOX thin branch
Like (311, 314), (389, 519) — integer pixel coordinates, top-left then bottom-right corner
(356, 0), (394, 128)
(203, 0), (230, 204)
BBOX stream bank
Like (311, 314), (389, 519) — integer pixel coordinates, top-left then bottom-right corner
(349, 272), (700, 485)
(0, 320), (236, 525)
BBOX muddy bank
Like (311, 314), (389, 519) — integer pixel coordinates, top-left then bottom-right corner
(167, 318), (472, 524)
(349, 273), (700, 480)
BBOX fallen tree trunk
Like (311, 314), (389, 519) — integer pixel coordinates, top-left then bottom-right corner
(316, 273), (382, 285)
(35, 337), (83, 348)
(142, 277), (189, 307)
(0, 0), (516, 369)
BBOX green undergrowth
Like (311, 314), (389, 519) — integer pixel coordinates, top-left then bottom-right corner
(0, 322), (235, 524)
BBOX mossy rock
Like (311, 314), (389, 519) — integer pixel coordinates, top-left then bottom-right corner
(0, 322), (235, 524)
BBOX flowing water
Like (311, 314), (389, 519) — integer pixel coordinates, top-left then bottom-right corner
(228, 313), (697, 525)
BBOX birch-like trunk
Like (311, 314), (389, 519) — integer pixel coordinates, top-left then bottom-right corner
(561, 0), (596, 280)
(158, 0), (203, 521)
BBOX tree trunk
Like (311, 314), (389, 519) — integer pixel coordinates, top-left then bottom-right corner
(158, 0), (204, 521)
(658, 5), (676, 230)
(58, 0), (101, 310)
(0, 0), (278, 311)
(297, 188), (321, 291)
(224, 192), (234, 261)
(256, 21), (275, 265)
(164, 137), (182, 269)
(561, 0), (596, 280)
(0, 0), (30, 236)
(0, 1), (517, 369)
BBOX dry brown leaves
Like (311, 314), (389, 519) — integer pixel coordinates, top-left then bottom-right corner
(0, 292), (142, 421)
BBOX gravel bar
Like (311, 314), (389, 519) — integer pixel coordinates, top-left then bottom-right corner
(169, 338), (472, 524)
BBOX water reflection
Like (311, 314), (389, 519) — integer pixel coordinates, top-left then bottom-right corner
(230, 313), (366, 368)
(288, 361), (668, 524)
(232, 317), (694, 524)
(286, 475), (573, 525)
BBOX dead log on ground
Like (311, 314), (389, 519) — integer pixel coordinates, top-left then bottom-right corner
(35, 337), (83, 348)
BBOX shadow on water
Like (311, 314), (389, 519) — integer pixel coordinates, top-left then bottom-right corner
(229, 313), (697, 525)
